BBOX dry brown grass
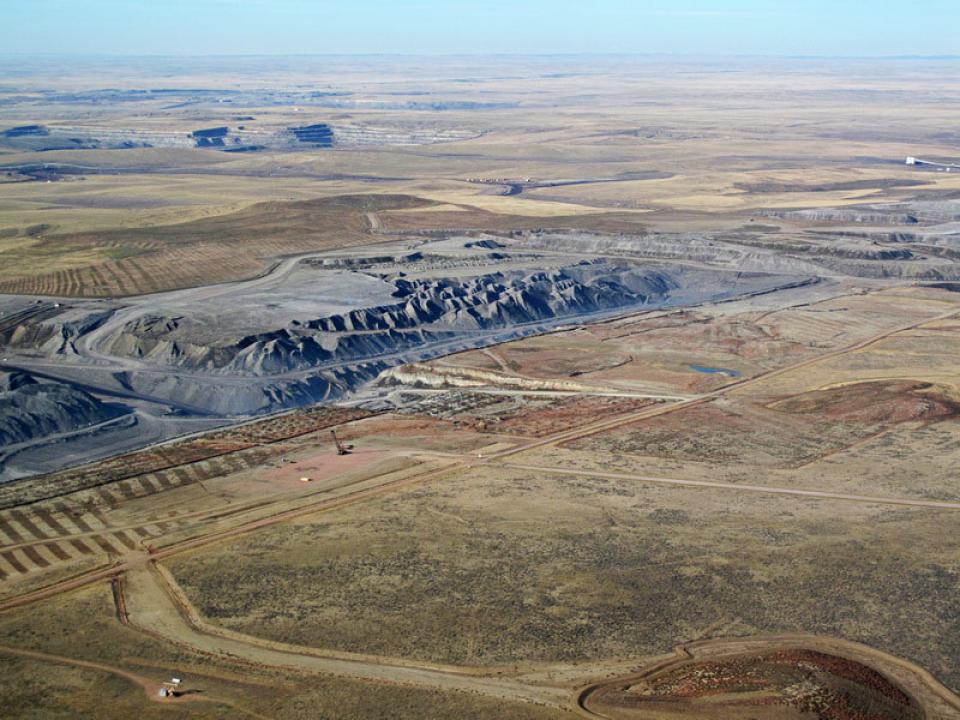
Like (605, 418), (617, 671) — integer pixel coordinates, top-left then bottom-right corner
(0, 195), (426, 296)
(0, 584), (564, 720)
(167, 463), (960, 691)
(5, 59), (959, 297)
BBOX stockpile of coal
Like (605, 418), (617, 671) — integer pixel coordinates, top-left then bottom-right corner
(191, 126), (229, 147)
(288, 123), (334, 147)
(2, 125), (48, 138)
(0, 370), (128, 446)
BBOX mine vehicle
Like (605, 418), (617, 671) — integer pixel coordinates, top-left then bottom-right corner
(330, 429), (353, 456)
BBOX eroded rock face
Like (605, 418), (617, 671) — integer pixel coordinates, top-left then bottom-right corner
(97, 264), (685, 375)
(0, 370), (128, 446)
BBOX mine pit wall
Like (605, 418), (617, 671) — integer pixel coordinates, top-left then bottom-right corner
(89, 282), (814, 417)
(0, 123), (480, 152)
(94, 322), (554, 417)
(0, 370), (131, 447)
(113, 363), (389, 417)
(512, 231), (828, 277)
(1, 264), (817, 418)
(95, 264), (782, 376)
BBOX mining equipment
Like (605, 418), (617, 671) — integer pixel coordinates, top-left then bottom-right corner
(158, 678), (182, 698)
(331, 429), (353, 456)
(906, 156), (960, 171)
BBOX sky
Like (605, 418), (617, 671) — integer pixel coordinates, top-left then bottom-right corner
(4, 0), (960, 57)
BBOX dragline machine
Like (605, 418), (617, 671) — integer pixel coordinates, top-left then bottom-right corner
(330, 429), (353, 456)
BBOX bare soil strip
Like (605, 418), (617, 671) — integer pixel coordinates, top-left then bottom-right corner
(496, 462), (960, 510)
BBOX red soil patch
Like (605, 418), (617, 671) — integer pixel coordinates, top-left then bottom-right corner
(9, 406), (375, 501)
(594, 648), (919, 720)
(346, 414), (492, 453)
(770, 380), (960, 425)
(568, 381), (960, 468)
(494, 346), (636, 380)
(484, 396), (657, 437)
(221, 407), (373, 445)
(351, 414), (455, 436)
(255, 449), (393, 490)
(768, 649), (911, 706)
(565, 400), (859, 467)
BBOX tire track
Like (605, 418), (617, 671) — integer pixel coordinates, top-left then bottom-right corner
(496, 462), (960, 511)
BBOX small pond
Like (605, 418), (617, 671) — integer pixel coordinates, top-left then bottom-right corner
(689, 364), (742, 378)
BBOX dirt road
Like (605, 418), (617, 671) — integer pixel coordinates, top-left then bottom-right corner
(121, 563), (571, 710)
(0, 642), (270, 718)
(496, 462), (960, 510)
(3, 293), (960, 716)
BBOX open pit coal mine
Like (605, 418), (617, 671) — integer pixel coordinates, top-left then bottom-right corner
(8, 194), (960, 481)
(0, 248), (810, 480)
(0, 120), (479, 154)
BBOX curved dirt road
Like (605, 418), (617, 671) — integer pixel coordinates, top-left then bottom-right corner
(0, 643), (270, 719)
(121, 562), (572, 711)
(3, 292), (960, 716)
(576, 634), (960, 720)
(122, 563), (960, 720)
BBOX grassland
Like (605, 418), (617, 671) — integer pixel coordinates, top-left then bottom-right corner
(4, 57), (960, 298)
(0, 584), (568, 720)
(167, 466), (960, 690)
(0, 194), (429, 296)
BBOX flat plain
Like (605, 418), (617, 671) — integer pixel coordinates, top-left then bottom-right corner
(1, 55), (960, 719)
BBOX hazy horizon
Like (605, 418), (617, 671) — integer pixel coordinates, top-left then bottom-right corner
(5, 52), (960, 60)
(6, 0), (960, 57)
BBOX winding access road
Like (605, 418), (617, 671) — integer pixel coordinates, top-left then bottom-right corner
(3, 291), (960, 715)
